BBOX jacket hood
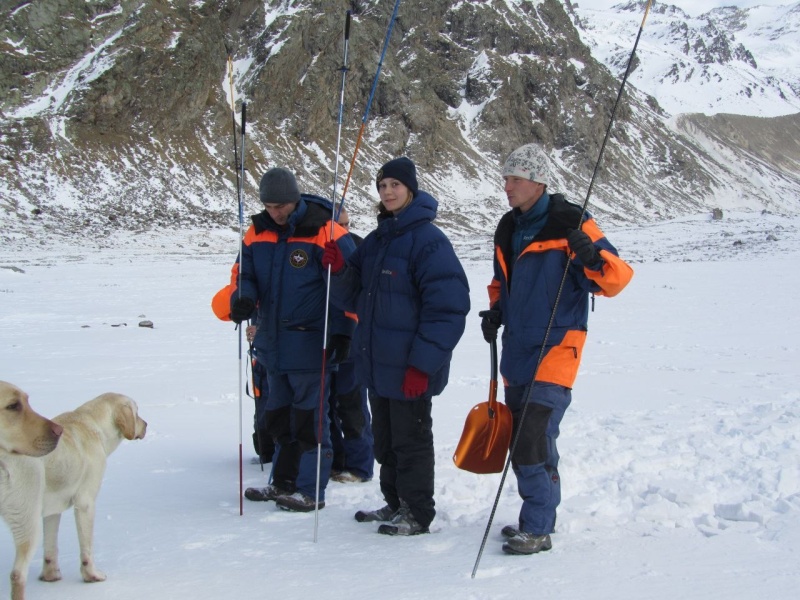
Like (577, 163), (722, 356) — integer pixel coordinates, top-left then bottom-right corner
(376, 190), (438, 237)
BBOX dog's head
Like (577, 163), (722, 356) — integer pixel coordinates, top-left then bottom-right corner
(110, 394), (148, 441)
(0, 380), (62, 456)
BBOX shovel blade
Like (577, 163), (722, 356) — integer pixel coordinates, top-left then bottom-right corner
(453, 401), (513, 474)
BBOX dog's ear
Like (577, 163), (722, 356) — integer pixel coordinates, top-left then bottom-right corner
(114, 401), (137, 440)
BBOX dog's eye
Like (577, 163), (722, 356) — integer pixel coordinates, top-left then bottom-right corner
(5, 402), (21, 411)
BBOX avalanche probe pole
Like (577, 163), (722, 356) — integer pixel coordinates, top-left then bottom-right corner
(336, 0), (402, 214)
(237, 102), (247, 517)
(315, 10), (351, 542)
(470, 0), (653, 578)
(227, 58), (246, 516)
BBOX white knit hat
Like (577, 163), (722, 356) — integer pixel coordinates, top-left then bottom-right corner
(502, 144), (550, 186)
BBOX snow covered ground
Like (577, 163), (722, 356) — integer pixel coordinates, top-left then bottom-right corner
(1, 210), (799, 599)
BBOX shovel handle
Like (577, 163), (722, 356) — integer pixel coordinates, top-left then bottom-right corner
(487, 338), (498, 415)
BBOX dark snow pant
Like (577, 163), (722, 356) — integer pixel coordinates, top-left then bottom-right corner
(369, 393), (435, 528)
(505, 382), (572, 536)
(250, 358), (275, 463)
(264, 370), (333, 501)
(329, 359), (374, 480)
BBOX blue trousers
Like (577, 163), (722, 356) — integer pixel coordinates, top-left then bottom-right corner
(505, 382), (572, 535)
(265, 370), (332, 500)
(329, 359), (374, 480)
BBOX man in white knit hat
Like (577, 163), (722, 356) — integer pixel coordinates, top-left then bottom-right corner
(481, 143), (634, 555)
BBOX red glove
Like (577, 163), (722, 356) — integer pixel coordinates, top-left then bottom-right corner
(322, 240), (345, 274)
(401, 366), (429, 398)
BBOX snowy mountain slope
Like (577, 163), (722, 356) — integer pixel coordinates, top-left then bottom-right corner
(1, 0), (799, 249)
(572, 1), (800, 117)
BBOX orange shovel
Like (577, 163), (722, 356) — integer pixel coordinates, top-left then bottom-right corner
(453, 337), (513, 474)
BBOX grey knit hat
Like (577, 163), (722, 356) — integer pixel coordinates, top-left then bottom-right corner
(502, 144), (551, 186)
(259, 167), (301, 204)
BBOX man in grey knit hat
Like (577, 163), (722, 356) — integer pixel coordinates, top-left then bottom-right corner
(481, 143), (633, 555)
(229, 167), (358, 513)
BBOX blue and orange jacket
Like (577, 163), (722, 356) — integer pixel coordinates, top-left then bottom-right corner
(329, 191), (470, 400)
(489, 194), (633, 388)
(230, 194), (356, 374)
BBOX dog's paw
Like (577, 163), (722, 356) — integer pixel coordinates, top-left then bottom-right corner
(39, 566), (62, 582)
(80, 565), (107, 583)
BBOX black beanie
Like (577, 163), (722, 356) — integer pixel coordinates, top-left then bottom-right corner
(259, 167), (301, 204)
(375, 157), (418, 194)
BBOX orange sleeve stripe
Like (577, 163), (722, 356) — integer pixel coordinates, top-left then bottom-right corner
(586, 251), (634, 297)
(211, 284), (234, 321)
(345, 311), (359, 323)
(488, 279), (501, 308)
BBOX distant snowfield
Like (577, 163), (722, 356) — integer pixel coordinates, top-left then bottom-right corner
(1, 211), (799, 599)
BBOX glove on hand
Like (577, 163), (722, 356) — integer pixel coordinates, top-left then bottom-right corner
(401, 366), (429, 398)
(567, 228), (602, 268)
(326, 334), (351, 365)
(322, 240), (346, 274)
(479, 309), (502, 343)
(230, 297), (255, 324)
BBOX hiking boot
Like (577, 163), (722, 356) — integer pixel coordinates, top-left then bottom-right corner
(502, 532), (552, 555)
(354, 504), (397, 523)
(275, 492), (325, 512)
(501, 524), (520, 539)
(331, 470), (370, 483)
(377, 504), (429, 536)
(244, 484), (292, 502)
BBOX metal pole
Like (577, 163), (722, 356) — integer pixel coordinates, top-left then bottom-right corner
(338, 0), (403, 212)
(315, 10), (352, 542)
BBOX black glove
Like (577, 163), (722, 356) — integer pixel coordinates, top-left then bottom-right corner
(567, 229), (602, 268)
(326, 334), (351, 365)
(479, 309), (502, 343)
(230, 297), (255, 324)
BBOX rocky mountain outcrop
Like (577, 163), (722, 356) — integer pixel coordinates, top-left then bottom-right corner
(0, 0), (798, 248)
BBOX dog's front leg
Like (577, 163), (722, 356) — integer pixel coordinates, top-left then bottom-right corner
(39, 513), (62, 582)
(74, 498), (106, 583)
(9, 502), (41, 600)
(10, 529), (38, 600)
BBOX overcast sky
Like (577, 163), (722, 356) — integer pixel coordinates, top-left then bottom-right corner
(575, 1), (773, 17)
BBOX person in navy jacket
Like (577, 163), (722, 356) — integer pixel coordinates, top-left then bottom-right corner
(230, 167), (356, 513)
(323, 157), (470, 536)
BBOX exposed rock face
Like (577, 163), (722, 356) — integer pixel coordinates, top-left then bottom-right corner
(0, 0), (797, 247)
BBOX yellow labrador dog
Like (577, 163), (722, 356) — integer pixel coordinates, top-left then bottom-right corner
(0, 381), (62, 600)
(39, 392), (147, 585)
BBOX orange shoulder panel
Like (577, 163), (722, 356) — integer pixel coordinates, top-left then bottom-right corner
(581, 218), (604, 242)
(244, 226), (279, 244)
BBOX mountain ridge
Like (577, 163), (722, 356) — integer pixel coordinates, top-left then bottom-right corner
(0, 0), (797, 248)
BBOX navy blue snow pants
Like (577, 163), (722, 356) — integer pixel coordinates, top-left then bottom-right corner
(329, 358), (374, 480)
(505, 382), (572, 535)
(265, 370), (333, 501)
